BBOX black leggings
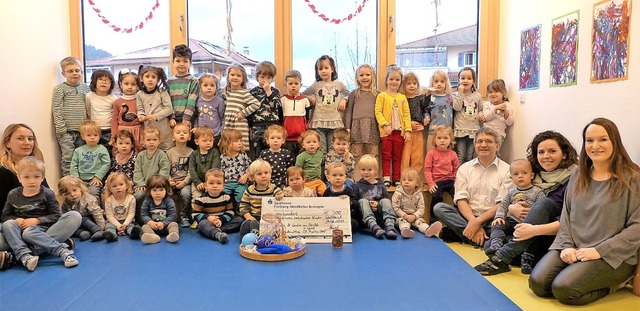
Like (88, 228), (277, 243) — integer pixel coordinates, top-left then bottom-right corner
(529, 250), (634, 305)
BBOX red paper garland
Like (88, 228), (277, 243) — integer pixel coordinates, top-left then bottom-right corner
(304, 0), (369, 24)
(87, 0), (160, 33)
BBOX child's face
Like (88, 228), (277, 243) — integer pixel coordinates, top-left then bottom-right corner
(458, 70), (474, 91)
(65, 186), (82, 202)
(488, 89), (505, 104)
(109, 177), (128, 197)
(267, 131), (284, 151)
(404, 79), (418, 96)
(150, 187), (166, 202)
(328, 167), (346, 188)
(435, 131), (451, 151)
(62, 64), (83, 85)
(511, 161), (534, 189)
(432, 75), (447, 94)
(120, 75), (138, 95)
(360, 165), (377, 181)
(205, 175), (224, 196)
(302, 135), (319, 153)
(228, 68), (244, 89)
(357, 67), (373, 89)
(116, 137), (133, 155)
(332, 139), (349, 155)
(144, 133), (160, 151)
(173, 56), (191, 76)
(232, 139), (244, 153)
(401, 175), (418, 193)
(172, 126), (191, 144)
(287, 173), (305, 190)
(285, 77), (301, 95)
(386, 71), (402, 92)
(195, 135), (214, 152)
(141, 71), (158, 90)
(17, 168), (44, 192)
(317, 60), (333, 82)
(82, 131), (100, 147)
(199, 77), (217, 99)
(257, 74), (273, 89)
(253, 165), (272, 188)
(95, 76), (112, 95)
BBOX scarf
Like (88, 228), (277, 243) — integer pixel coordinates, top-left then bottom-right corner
(533, 164), (577, 194)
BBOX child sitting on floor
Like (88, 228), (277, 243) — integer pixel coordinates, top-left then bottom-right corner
(354, 155), (397, 239)
(139, 175), (180, 244)
(238, 159), (284, 237)
(282, 166), (316, 197)
(392, 168), (429, 238)
(57, 175), (107, 242)
(323, 162), (362, 231)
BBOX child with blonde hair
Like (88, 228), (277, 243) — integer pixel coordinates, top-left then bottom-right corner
(259, 125), (294, 189)
(140, 175), (179, 244)
(355, 155), (397, 239)
(223, 64), (262, 154)
(452, 67), (483, 164)
(400, 71), (430, 175)
(480, 79), (514, 145)
(282, 166), (316, 197)
(194, 73), (225, 140)
(375, 64), (412, 188)
(323, 162), (362, 231)
(238, 159), (284, 237)
(392, 168), (429, 238)
(103, 172), (141, 241)
(70, 120), (111, 200)
(344, 64), (379, 162)
(424, 125), (459, 219)
(295, 130), (326, 196)
(57, 175), (107, 242)
(136, 66), (174, 150)
(425, 70), (454, 153)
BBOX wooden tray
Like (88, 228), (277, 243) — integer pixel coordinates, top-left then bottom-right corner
(239, 245), (306, 262)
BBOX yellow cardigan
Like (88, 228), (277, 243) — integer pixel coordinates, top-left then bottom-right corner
(374, 91), (412, 137)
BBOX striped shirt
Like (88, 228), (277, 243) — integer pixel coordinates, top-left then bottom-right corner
(223, 89), (261, 152)
(239, 184), (283, 218)
(52, 82), (90, 134)
(167, 74), (199, 122)
(192, 192), (234, 224)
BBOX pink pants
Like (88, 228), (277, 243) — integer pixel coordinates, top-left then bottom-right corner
(381, 131), (404, 181)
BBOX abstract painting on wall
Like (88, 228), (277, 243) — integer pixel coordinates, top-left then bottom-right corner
(520, 24), (541, 90)
(591, 0), (632, 83)
(550, 11), (579, 87)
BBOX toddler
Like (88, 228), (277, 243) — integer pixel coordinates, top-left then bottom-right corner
(452, 67), (483, 164)
(392, 168), (429, 238)
(344, 64), (379, 163)
(324, 127), (355, 185)
(166, 123), (193, 227)
(249, 61), (282, 156)
(111, 68), (144, 152)
(219, 129), (252, 204)
(280, 70), (310, 154)
(400, 71), (430, 174)
(424, 125), (459, 218)
(70, 120), (111, 200)
(57, 176), (107, 242)
(86, 69), (117, 154)
(133, 127), (171, 221)
(282, 166), (316, 197)
(425, 70), (454, 153)
(103, 172), (141, 241)
(194, 73), (225, 140)
(355, 155), (397, 239)
(238, 159), (284, 237)
(259, 125), (294, 190)
(110, 130), (137, 181)
(136, 65), (174, 150)
(140, 175), (179, 244)
(295, 130), (326, 196)
(188, 126), (221, 206)
(323, 162), (362, 231)
(222, 64), (261, 154)
(480, 79), (514, 145)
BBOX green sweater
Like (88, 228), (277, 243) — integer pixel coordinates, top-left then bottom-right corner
(133, 149), (171, 187)
(70, 144), (111, 181)
(188, 148), (221, 187)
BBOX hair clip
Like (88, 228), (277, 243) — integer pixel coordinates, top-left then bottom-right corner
(120, 68), (138, 75)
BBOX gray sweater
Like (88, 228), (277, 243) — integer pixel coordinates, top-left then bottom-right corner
(551, 172), (640, 269)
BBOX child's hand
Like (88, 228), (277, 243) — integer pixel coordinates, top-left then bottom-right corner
(20, 218), (40, 230)
(403, 132), (411, 141)
(236, 112), (244, 121)
(169, 119), (177, 128)
(477, 114), (486, 122)
(56, 132), (65, 139)
(262, 80), (272, 95)
(337, 99), (347, 112)
(309, 97), (316, 106)
(208, 216), (222, 227)
(339, 195), (348, 199)
(156, 221), (165, 231)
(108, 139), (115, 146)
(197, 183), (206, 191)
(429, 184), (438, 194)
(275, 194), (284, 201)
(405, 214), (416, 223)
(89, 176), (103, 186)
(457, 84), (469, 94)
(169, 178), (176, 187)
(423, 117), (430, 126)
(239, 174), (248, 184)
(138, 115), (146, 122)
(492, 218), (505, 227)
(244, 213), (255, 221)
(422, 87), (431, 96)
(146, 115), (156, 122)
(369, 200), (378, 212)
(175, 181), (186, 190)
(382, 124), (391, 136)
(117, 225), (126, 235)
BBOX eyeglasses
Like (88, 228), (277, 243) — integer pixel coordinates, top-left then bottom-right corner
(119, 68), (138, 75)
(475, 139), (497, 145)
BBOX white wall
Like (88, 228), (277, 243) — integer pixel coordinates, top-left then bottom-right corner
(499, 0), (640, 163)
(0, 0), (70, 189)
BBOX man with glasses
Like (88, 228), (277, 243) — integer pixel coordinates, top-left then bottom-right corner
(426, 127), (513, 247)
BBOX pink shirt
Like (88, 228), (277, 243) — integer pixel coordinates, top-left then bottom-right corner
(423, 148), (459, 187)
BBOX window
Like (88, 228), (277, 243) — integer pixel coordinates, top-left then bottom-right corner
(459, 51), (477, 67)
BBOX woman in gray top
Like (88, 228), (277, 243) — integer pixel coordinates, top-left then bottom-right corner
(529, 118), (640, 305)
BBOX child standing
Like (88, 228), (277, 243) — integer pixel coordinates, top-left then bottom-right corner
(249, 61), (282, 156)
(103, 172), (141, 241)
(355, 155), (397, 239)
(375, 64), (412, 188)
(452, 67), (483, 164)
(282, 166), (316, 197)
(140, 175), (179, 244)
(423, 125), (459, 217)
(167, 44), (199, 127)
(392, 168), (429, 238)
(52, 56), (90, 176)
(238, 159), (284, 237)
(192, 168), (243, 244)
(280, 70), (310, 155)
(344, 64), (379, 164)
(188, 126), (221, 207)
(426, 70), (454, 153)
(194, 73), (225, 141)
(219, 129), (252, 204)
(70, 120), (111, 200)
(136, 66), (174, 151)
(86, 69), (117, 154)
(133, 127), (171, 219)
(110, 130), (137, 181)
(324, 128), (355, 185)
(223, 64), (261, 154)
(400, 72), (430, 174)
(2, 157), (79, 270)
(259, 125), (294, 190)
(110, 68), (144, 152)
(166, 123), (193, 228)
(480, 79), (514, 145)
(57, 176), (108, 242)
(303, 55), (350, 153)
(295, 130), (326, 196)
(323, 162), (362, 231)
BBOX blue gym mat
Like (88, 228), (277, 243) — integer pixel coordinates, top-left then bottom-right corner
(0, 229), (520, 311)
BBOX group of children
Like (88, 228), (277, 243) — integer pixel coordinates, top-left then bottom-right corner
(1, 44), (520, 271)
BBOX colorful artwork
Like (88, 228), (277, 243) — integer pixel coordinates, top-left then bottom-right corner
(550, 11), (579, 87)
(519, 24), (541, 90)
(591, 0), (632, 83)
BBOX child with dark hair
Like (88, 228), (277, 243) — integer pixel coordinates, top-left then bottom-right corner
(168, 44), (199, 127)
(192, 169), (243, 243)
(194, 73), (225, 141)
(86, 69), (117, 154)
(111, 68), (144, 152)
(110, 130), (137, 180)
(140, 175), (179, 244)
(133, 127), (171, 221)
(324, 127), (355, 185)
(323, 162), (362, 231)
(136, 65), (173, 151)
(248, 61), (282, 156)
(259, 125), (294, 189)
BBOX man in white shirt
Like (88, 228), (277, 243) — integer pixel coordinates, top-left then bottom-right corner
(426, 128), (513, 247)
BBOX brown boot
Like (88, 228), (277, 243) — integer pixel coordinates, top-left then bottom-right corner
(141, 225), (160, 244)
(166, 222), (180, 243)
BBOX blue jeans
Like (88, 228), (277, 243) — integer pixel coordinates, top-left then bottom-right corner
(433, 202), (491, 241)
(198, 216), (243, 239)
(224, 182), (248, 204)
(315, 128), (335, 154)
(58, 131), (84, 176)
(455, 137), (474, 164)
(2, 211), (81, 258)
(172, 185), (192, 219)
(359, 198), (395, 229)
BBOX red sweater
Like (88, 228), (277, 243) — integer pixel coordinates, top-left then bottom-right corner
(423, 148), (459, 187)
